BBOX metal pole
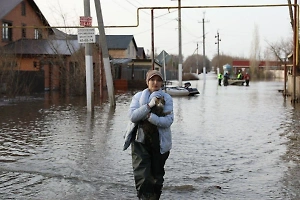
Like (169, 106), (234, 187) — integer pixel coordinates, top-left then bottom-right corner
(284, 56), (287, 96)
(163, 51), (167, 90)
(178, 0), (182, 86)
(296, 2), (299, 101)
(196, 43), (199, 74)
(163, 51), (167, 81)
(202, 17), (206, 81)
(84, 0), (93, 112)
(292, 0), (297, 102)
(151, 9), (155, 70)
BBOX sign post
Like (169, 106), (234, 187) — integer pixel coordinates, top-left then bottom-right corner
(77, 28), (95, 43)
(80, 16), (92, 27)
(79, 11), (94, 112)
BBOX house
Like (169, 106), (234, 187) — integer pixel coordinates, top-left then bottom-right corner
(107, 35), (162, 89)
(0, 0), (159, 96)
(0, 0), (89, 95)
(137, 47), (147, 59)
(0, 0), (57, 94)
(0, 0), (53, 45)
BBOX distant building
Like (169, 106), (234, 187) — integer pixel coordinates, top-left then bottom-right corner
(232, 60), (282, 74)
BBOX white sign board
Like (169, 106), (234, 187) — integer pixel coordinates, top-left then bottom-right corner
(77, 28), (95, 43)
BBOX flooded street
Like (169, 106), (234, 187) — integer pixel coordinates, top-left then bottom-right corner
(1, 73), (300, 200)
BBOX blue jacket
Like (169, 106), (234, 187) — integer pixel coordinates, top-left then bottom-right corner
(128, 89), (174, 154)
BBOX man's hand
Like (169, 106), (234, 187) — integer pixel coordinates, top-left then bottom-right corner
(148, 97), (157, 108)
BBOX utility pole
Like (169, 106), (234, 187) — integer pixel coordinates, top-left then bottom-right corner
(151, 9), (155, 69)
(94, 0), (116, 108)
(215, 31), (221, 72)
(196, 42), (199, 74)
(170, 0), (182, 86)
(84, 0), (94, 112)
(178, 0), (182, 86)
(199, 13), (209, 82)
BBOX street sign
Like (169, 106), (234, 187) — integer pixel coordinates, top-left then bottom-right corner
(77, 28), (95, 43)
(80, 16), (92, 27)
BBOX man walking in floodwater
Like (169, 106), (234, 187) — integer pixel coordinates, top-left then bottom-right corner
(223, 72), (229, 86)
(237, 71), (243, 80)
(218, 72), (223, 86)
(244, 72), (250, 86)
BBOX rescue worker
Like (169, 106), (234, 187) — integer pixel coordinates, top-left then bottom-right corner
(237, 71), (242, 80)
(218, 72), (223, 86)
(244, 72), (250, 86)
(223, 72), (229, 86)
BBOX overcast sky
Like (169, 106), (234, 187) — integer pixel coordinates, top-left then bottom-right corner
(35, 0), (292, 60)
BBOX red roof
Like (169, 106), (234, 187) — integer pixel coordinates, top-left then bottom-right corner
(232, 60), (249, 66)
(232, 60), (280, 67)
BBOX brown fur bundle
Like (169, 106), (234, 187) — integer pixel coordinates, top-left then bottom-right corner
(140, 97), (166, 142)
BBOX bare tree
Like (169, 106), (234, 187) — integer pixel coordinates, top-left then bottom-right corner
(249, 24), (261, 79)
(211, 54), (245, 73)
(183, 54), (211, 74)
(266, 38), (293, 62)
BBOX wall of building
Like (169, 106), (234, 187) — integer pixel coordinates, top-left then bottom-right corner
(108, 40), (137, 59)
(265, 70), (284, 79)
(18, 57), (41, 71)
(287, 75), (300, 99)
(109, 49), (126, 58)
(128, 41), (137, 58)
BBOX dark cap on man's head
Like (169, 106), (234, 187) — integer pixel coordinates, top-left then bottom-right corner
(146, 70), (163, 84)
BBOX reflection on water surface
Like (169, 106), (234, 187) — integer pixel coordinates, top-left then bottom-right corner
(1, 75), (300, 199)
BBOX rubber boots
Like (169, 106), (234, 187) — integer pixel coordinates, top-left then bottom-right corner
(150, 191), (161, 200)
(139, 191), (161, 200)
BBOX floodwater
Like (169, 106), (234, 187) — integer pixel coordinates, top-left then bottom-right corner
(1, 73), (300, 200)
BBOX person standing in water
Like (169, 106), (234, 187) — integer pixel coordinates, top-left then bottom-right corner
(244, 72), (250, 86)
(127, 70), (174, 199)
(223, 72), (229, 86)
(218, 72), (223, 86)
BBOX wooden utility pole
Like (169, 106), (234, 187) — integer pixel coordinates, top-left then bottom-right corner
(199, 13), (209, 81)
(94, 0), (116, 108)
(215, 31), (221, 71)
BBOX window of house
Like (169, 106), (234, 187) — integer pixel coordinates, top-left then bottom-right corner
(34, 29), (42, 39)
(21, 2), (26, 16)
(22, 24), (26, 38)
(2, 22), (12, 41)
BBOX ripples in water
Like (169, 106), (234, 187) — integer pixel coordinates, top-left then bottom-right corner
(0, 78), (300, 199)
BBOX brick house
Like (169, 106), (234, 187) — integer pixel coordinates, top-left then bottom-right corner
(0, 0), (159, 96)
(0, 0), (89, 95)
(0, 0), (56, 94)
